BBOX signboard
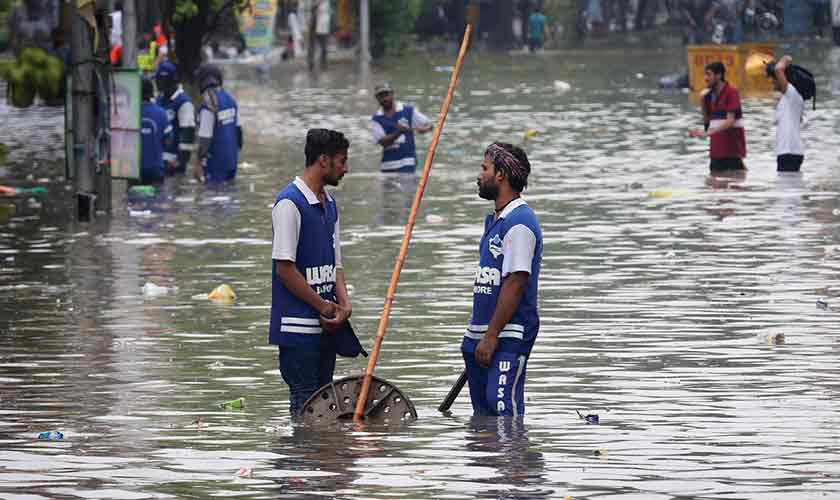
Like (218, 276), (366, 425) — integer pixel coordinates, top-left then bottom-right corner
(109, 69), (141, 180)
(239, 0), (278, 55)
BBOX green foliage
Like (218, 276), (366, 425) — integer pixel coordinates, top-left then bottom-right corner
(172, 0), (250, 25)
(0, 48), (65, 108)
(371, 0), (422, 59)
(172, 0), (199, 24)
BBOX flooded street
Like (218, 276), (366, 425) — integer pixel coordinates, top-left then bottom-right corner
(1, 45), (840, 499)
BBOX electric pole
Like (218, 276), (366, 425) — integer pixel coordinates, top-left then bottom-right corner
(70, 1), (96, 220)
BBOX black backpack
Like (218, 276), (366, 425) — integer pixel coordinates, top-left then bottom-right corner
(786, 65), (816, 110)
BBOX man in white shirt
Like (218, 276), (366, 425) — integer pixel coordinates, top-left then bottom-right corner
(303, 0), (331, 70)
(770, 55), (805, 172)
(370, 83), (434, 174)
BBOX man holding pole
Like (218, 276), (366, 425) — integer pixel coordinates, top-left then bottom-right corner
(462, 143), (542, 417)
(270, 129), (352, 416)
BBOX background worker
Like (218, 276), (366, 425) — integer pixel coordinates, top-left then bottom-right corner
(155, 60), (195, 176)
(139, 78), (172, 185)
(370, 83), (433, 174)
(689, 62), (747, 172)
(768, 55), (805, 172)
(195, 64), (242, 183)
(269, 129), (352, 416)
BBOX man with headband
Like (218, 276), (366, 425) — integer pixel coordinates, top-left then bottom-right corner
(462, 142), (543, 417)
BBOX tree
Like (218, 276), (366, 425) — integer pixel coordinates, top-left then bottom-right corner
(160, 0), (249, 81)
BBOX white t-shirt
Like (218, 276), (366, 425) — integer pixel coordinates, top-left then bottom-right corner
(110, 11), (123, 47)
(497, 199), (536, 278)
(272, 177), (343, 268)
(775, 84), (804, 156)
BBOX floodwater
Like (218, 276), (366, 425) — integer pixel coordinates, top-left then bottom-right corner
(1, 44), (840, 499)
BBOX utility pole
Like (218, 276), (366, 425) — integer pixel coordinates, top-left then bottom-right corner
(70, 1), (96, 221)
(122, 0), (137, 68)
(360, 0), (371, 63)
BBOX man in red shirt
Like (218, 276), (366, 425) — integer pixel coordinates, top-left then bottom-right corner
(689, 62), (747, 171)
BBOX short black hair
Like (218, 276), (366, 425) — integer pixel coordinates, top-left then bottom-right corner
(492, 142), (531, 192)
(305, 129), (350, 166)
(705, 62), (726, 81)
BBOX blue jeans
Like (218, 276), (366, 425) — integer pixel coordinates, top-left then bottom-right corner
(463, 350), (528, 417)
(278, 344), (336, 416)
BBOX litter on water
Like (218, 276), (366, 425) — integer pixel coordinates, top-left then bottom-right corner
(208, 284), (236, 304)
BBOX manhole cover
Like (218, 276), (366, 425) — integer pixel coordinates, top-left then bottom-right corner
(298, 375), (417, 425)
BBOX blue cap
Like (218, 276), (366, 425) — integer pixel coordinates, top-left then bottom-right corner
(155, 60), (177, 80)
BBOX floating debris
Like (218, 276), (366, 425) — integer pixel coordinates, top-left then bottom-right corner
(817, 298), (829, 310)
(38, 431), (63, 440)
(220, 398), (244, 410)
(576, 410), (599, 425)
(208, 284), (237, 304)
(142, 282), (170, 297)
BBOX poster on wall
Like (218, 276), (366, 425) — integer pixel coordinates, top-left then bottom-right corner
(239, 0), (278, 55)
(109, 69), (141, 180)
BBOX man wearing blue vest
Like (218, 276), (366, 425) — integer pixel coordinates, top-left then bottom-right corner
(139, 78), (173, 185)
(154, 60), (195, 176)
(194, 64), (242, 184)
(462, 142), (542, 417)
(270, 129), (352, 416)
(371, 83), (433, 174)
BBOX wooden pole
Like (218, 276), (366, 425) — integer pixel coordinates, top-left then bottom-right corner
(353, 25), (472, 422)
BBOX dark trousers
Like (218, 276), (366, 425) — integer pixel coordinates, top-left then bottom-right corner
(777, 154), (804, 172)
(462, 350), (528, 417)
(709, 158), (745, 172)
(308, 34), (328, 70)
(278, 344), (336, 416)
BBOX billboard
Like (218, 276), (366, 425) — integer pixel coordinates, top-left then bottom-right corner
(109, 69), (141, 180)
(239, 0), (278, 55)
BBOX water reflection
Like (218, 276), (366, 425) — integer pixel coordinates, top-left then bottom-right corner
(1, 47), (840, 499)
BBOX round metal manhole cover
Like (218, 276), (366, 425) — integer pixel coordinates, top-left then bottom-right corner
(298, 375), (417, 425)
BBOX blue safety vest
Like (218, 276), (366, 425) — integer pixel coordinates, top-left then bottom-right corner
(372, 103), (417, 173)
(199, 88), (239, 183)
(157, 88), (193, 171)
(140, 102), (170, 183)
(462, 200), (542, 356)
(269, 180), (339, 347)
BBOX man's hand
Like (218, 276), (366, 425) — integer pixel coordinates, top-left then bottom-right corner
(321, 303), (352, 333)
(475, 334), (498, 368)
(318, 300), (337, 320)
(395, 122), (411, 133)
(689, 128), (707, 138)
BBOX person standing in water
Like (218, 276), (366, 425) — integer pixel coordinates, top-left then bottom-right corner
(370, 83), (434, 174)
(269, 129), (352, 416)
(689, 62), (747, 173)
(768, 55), (805, 172)
(462, 142), (543, 417)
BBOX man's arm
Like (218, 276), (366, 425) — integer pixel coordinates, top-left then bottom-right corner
(475, 272), (529, 367)
(412, 109), (434, 134)
(177, 101), (196, 171)
(690, 110), (735, 138)
(373, 120), (409, 147)
(195, 107), (214, 182)
(775, 55), (792, 94)
(275, 261), (336, 319)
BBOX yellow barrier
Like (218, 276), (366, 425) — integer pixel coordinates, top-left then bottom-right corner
(688, 43), (776, 95)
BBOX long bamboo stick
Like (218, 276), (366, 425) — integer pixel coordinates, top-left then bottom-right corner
(353, 25), (472, 422)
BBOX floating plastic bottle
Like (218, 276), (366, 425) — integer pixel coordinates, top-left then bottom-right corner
(38, 431), (63, 440)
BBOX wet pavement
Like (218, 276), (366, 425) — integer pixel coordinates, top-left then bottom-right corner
(1, 44), (839, 499)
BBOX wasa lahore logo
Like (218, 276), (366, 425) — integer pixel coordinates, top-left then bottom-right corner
(488, 233), (503, 259)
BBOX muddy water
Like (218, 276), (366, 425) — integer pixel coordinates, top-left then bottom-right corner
(1, 45), (839, 499)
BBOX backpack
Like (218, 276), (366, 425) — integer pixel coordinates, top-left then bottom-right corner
(786, 65), (816, 110)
